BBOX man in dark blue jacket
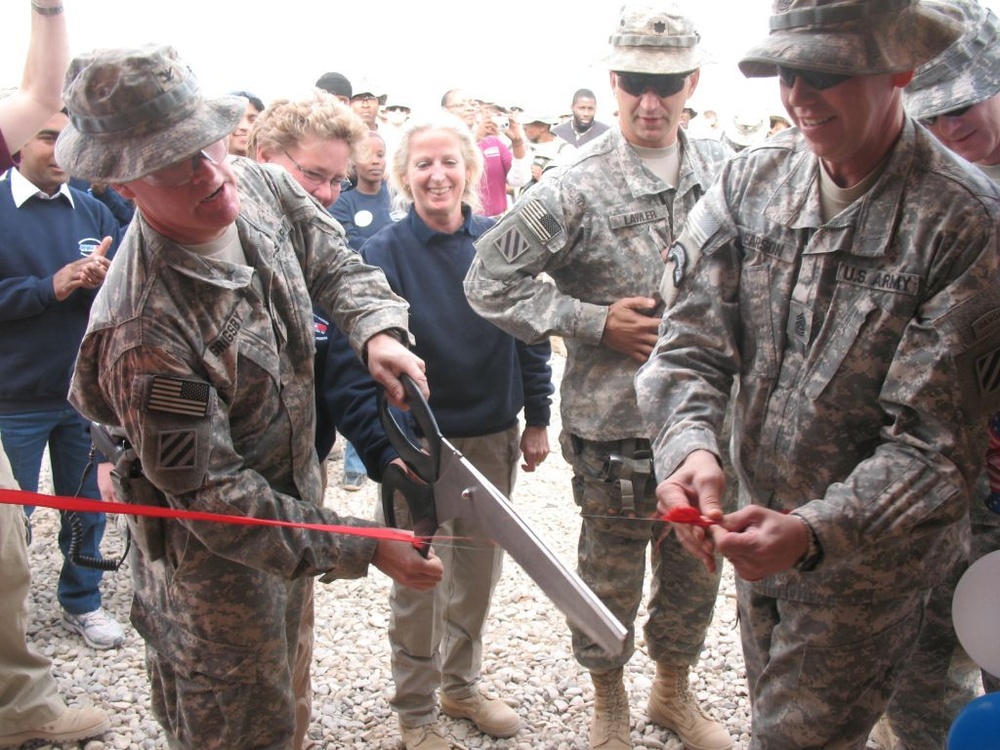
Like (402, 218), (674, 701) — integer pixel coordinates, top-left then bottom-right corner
(0, 108), (124, 651)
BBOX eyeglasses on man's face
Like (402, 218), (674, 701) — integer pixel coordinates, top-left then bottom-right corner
(777, 66), (853, 91)
(614, 71), (692, 99)
(144, 138), (228, 188)
(920, 103), (974, 127)
(283, 150), (342, 190)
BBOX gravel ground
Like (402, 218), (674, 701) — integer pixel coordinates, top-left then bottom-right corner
(21, 352), (758, 750)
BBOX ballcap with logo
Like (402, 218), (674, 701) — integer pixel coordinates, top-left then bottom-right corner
(351, 78), (387, 105)
(604, 2), (708, 75)
(903, 0), (1000, 121)
(739, 0), (963, 78)
(55, 44), (245, 183)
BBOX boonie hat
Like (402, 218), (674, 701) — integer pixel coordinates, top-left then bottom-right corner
(904, 0), (1000, 120)
(56, 44), (245, 183)
(739, 0), (963, 78)
(604, 2), (708, 75)
(722, 109), (770, 149)
(315, 71), (353, 100)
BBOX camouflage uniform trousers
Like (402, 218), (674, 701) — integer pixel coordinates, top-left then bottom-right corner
(561, 432), (722, 672)
(737, 579), (926, 750)
(884, 513), (1000, 749)
(144, 574), (309, 750)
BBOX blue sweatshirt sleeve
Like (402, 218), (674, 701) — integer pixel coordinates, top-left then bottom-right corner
(517, 339), (553, 427)
(321, 326), (399, 482)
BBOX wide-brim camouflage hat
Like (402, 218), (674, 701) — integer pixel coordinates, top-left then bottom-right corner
(603, 2), (708, 74)
(904, 0), (1000, 120)
(55, 44), (246, 183)
(739, 0), (963, 78)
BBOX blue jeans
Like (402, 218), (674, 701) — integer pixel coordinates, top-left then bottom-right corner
(343, 441), (366, 479)
(0, 408), (106, 614)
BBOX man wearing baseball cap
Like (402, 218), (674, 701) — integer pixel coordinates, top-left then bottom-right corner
(55, 44), (443, 749)
(635, 1), (1000, 748)
(465, 4), (733, 748)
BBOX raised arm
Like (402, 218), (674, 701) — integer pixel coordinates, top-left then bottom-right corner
(0, 1), (68, 153)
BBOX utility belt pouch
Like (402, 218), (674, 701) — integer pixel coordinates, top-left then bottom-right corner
(110, 447), (167, 563)
(602, 439), (655, 519)
(568, 435), (659, 540)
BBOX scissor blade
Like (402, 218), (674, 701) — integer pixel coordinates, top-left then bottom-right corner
(433, 440), (627, 655)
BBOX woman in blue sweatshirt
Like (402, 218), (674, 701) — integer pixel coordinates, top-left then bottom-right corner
(369, 113), (553, 750)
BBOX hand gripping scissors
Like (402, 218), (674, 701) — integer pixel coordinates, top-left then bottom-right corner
(378, 375), (627, 655)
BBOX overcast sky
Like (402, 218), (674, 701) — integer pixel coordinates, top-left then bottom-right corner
(3, 0), (998, 123)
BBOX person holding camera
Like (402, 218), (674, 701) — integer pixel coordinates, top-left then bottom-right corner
(441, 89), (530, 218)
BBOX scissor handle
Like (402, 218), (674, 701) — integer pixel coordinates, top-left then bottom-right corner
(377, 373), (441, 483)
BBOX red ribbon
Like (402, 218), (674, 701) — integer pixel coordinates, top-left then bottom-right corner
(662, 505), (716, 527)
(0, 488), (417, 544)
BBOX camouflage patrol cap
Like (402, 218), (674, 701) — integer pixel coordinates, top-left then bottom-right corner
(903, 0), (1000, 120)
(739, 0), (963, 78)
(55, 44), (245, 182)
(605, 2), (708, 75)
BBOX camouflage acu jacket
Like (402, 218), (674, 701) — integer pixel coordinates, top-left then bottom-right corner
(637, 121), (1000, 603)
(465, 127), (731, 441)
(68, 159), (408, 647)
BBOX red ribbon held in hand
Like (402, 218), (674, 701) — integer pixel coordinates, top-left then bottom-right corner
(662, 505), (716, 528)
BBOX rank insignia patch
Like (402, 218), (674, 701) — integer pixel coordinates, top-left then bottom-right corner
(147, 377), (210, 417)
(158, 429), (197, 470)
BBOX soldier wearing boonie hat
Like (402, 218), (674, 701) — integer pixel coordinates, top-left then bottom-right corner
(633, 1), (1000, 749)
(466, 4), (734, 749)
(881, 3), (1000, 748)
(56, 43), (442, 750)
(904, 0), (1000, 180)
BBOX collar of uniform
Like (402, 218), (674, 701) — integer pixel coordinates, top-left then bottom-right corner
(137, 212), (256, 290)
(615, 127), (681, 199)
(10, 168), (75, 209)
(761, 121), (913, 258)
(406, 203), (482, 245)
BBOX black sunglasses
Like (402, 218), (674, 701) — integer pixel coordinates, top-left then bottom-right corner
(920, 104), (974, 127)
(777, 66), (852, 91)
(614, 71), (691, 99)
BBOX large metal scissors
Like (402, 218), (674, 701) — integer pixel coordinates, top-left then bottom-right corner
(378, 375), (627, 655)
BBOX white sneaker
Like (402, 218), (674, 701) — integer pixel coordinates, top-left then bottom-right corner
(62, 607), (125, 650)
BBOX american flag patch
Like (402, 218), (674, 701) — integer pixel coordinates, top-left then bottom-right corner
(977, 346), (1000, 397)
(147, 377), (210, 417)
(521, 199), (561, 243)
(158, 429), (197, 470)
(684, 200), (719, 252)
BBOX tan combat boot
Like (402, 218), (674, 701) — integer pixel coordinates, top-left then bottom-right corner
(646, 663), (732, 750)
(590, 667), (631, 749)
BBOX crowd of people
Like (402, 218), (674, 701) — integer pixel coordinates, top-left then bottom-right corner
(2, 0), (1000, 749)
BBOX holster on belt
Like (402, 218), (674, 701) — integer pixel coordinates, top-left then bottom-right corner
(602, 438), (654, 519)
(94, 422), (167, 562)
